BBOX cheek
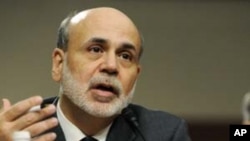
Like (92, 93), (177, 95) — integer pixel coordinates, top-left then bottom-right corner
(67, 61), (97, 84)
(120, 70), (138, 95)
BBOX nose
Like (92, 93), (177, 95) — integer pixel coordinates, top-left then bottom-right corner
(100, 53), (118, 76)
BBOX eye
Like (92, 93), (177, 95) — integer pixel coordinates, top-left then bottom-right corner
(119, 52), (132, 61)
(89, 46), (103, 54)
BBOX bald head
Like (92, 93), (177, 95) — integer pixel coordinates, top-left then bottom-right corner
(57, 7), (143, 59)
(70, 7), (137, 28)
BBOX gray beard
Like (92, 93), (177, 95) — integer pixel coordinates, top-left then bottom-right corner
(59, 57), (136, 117)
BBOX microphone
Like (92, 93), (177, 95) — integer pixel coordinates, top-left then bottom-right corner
(122, 107), (146, 141)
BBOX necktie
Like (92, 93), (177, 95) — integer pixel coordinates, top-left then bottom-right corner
(80, 136), (98, 141)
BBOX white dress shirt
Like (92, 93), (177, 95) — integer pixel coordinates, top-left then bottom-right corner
(57, 101), (112, 141)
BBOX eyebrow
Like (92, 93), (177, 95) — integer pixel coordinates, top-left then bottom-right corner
(120, 43), (136, 53)
(88, 37), (137, 53)
(88, 37), (108, 44)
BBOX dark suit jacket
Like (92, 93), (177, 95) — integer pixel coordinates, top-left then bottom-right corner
(42, 97), (191, 141)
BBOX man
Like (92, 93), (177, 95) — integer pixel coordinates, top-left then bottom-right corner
(0, 7), (191, 141)
(242, 92), (250, 125)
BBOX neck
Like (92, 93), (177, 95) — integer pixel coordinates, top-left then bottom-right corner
(59, 95), (117, 136)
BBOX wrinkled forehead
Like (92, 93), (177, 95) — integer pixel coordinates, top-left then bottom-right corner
(68, 8), (142, 49)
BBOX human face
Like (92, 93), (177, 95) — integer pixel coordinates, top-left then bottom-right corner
(61, 55), (136, 117)
(53, 9), (141, 117)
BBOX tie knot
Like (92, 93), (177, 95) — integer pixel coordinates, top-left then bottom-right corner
(80, 136), (98, 141)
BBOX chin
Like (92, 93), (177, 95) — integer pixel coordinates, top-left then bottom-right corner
(80, 98), (128, 118)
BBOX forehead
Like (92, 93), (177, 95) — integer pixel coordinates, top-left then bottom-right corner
(68, 9), (141, 51)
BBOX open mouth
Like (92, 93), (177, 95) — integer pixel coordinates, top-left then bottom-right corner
(91, 83), (119, 96)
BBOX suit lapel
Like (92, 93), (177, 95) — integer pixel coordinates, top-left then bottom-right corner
(42, 97), (66, 141)
(54, 127), (66, 141)
(106, 115), (137, 141)
(52, 116), (66, 141)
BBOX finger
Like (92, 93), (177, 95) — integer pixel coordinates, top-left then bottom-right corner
(4, 96), (43, 121)
(0, 98), (11, 112)
(2, 98), (11, 110)
(24, 117), (58, 137)
(13, 104), (56, 130)
(33, 132), (57, 141)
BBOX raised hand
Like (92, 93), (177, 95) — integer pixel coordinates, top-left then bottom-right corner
(0, 96), (58, 141)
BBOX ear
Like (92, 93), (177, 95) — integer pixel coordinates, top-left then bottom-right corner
(52, 48), (65, 82)
(136, 64), (141, 76)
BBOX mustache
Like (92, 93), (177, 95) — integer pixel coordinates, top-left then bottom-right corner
(88, 75), (123, 96)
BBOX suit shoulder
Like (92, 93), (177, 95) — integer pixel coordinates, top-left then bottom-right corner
(128, 104), (183, 122)
(127, 104), (186, 131)
(127, 104), (190, 140)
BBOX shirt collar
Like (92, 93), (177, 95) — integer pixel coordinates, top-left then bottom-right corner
(56, 99), (112, 141)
